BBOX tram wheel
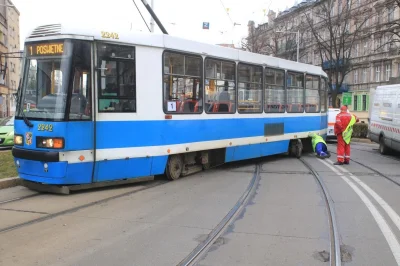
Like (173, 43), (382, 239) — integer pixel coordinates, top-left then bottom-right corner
(202, 163), (211, 170)
(166, 155), (184, 180)
(295, 145), (302, 158)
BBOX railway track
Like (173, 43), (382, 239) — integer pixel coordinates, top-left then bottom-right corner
(177, 164), (261, 266)
(0, 193), (41, 205)
(0, 180), (167, 234)
(329, 150), (400, 187)
(299, 158), (342, 266)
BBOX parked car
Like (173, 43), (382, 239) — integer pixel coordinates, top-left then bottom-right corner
(0, 116), (14, 147)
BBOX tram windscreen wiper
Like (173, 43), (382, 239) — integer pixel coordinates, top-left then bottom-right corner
(16, 78), (33, 128)
(21, 110), (33, 128)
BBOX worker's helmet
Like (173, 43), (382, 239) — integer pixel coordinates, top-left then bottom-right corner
(340, 105), (348, 112)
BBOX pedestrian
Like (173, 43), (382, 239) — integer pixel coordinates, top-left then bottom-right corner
(309, 133), (331, 159)
(333, 105), (359, 165)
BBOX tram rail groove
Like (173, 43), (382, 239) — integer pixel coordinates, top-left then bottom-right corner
(177, 164), (261, 266)
(299, 158), (341, 266)
(0, 193), (41, 206)
(329, 150), (400, 187)
(0, 181), (167, 234)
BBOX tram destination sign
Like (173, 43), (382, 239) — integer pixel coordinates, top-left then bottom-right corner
(27, 42), (64, 56)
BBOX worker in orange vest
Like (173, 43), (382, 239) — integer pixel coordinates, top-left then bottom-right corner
(334, 105), (359, 165)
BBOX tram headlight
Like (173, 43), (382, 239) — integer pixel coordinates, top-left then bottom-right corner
(14, 134), (23, 145)
(37, 137), (64, 149)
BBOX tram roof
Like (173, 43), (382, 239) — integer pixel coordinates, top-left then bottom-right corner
(26, 23), (327, 77)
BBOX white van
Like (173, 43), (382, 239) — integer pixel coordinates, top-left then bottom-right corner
(368, 84), (400, 154)
(327, 108), (340, 139)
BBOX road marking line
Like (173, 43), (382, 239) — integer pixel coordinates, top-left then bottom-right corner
(320, 159), (400, 265)
(335, 164), (400, 235)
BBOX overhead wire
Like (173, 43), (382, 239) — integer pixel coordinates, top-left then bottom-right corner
(132, 0), (151, 32)
(219, 0), (234, 26)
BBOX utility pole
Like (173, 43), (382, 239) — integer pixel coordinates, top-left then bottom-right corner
(150, 0), (154, 32)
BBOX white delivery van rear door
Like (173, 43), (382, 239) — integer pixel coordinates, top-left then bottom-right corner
(327, 108), (340, 138)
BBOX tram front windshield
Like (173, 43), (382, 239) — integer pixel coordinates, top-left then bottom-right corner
(16, 39), (91, 121)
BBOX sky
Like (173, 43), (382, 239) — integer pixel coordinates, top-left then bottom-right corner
(11, 0), (296, 48)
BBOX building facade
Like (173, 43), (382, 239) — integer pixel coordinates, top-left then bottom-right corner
(247, 0), (400, 122)
(0, 0), (19, 118)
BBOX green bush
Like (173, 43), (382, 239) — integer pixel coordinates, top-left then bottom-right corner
(352, 123), (368, 138)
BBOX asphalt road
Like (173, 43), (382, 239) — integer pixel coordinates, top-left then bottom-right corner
(0, 142), (399, 266)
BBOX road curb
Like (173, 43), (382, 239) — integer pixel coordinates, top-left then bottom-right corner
(0, 177), (21, 190)
(351, 138), (373, 144)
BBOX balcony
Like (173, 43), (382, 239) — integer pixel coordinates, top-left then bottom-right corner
(330, 83), (349, 93)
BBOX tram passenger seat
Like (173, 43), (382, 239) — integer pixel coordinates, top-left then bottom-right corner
(308, 104), (317, 112)
(180, 100), (198, 113)
(211, 102), (232, 113)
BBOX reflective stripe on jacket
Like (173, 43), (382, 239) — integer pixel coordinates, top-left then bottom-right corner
(343, 114), (357, 144)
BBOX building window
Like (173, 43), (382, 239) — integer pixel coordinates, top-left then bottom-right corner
(97, 44), (136, 113)
(204, 58), (236, 113)
(237, 63), (263, 113)
(354, 69), (358, 84)
(363, 68), (368, 83)
(364, 40), (368, 55)
(398, 63), (400, 77)
(354, 95), (358, 111)
(362, 95), (367, 111)
(265, 68), (285, 113)
(388, 6), (395, 22)
(376, 66), (381, 82)
(355, 43), (359, 57)
(386, 64), (392, 81)
(163, 52), (203, 114)
(376, 38), (381, 51)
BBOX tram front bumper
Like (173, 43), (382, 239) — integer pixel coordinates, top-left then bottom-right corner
(12, 147), (92, 185)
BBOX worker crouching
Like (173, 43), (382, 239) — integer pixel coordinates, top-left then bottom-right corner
(309, 133), (331, 159)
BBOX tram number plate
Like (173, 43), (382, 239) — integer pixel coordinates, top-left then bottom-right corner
(101, 31), (119, 40)
(38, 124), (53, 132)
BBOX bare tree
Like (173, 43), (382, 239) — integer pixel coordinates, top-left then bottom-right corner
(243, 20), (307, 62)
(305, 0), (375, 107)
(242, 22), (269, 54)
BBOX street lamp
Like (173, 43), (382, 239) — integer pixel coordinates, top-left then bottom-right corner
(276, 30), (300, 62)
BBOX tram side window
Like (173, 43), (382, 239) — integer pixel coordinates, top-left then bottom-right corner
(265, 68), (285, 113)
(163, 52), (203, 113)
(321, 77), (328, 112)
(205, 58), (236, 113)
(238, 63), (262, 113)
(98, 44), (136, 113)
(287, 72), (304, 113)
(305, 75), (320, 113)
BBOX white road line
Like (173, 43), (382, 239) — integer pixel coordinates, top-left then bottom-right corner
(336, 165), (400, 235)
(320, 159), (400, 265)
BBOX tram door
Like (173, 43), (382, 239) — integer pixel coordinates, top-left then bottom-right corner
(93, 42), (136, 182)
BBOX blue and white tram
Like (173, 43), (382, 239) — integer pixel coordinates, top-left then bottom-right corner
(13, 24), (328, 192)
